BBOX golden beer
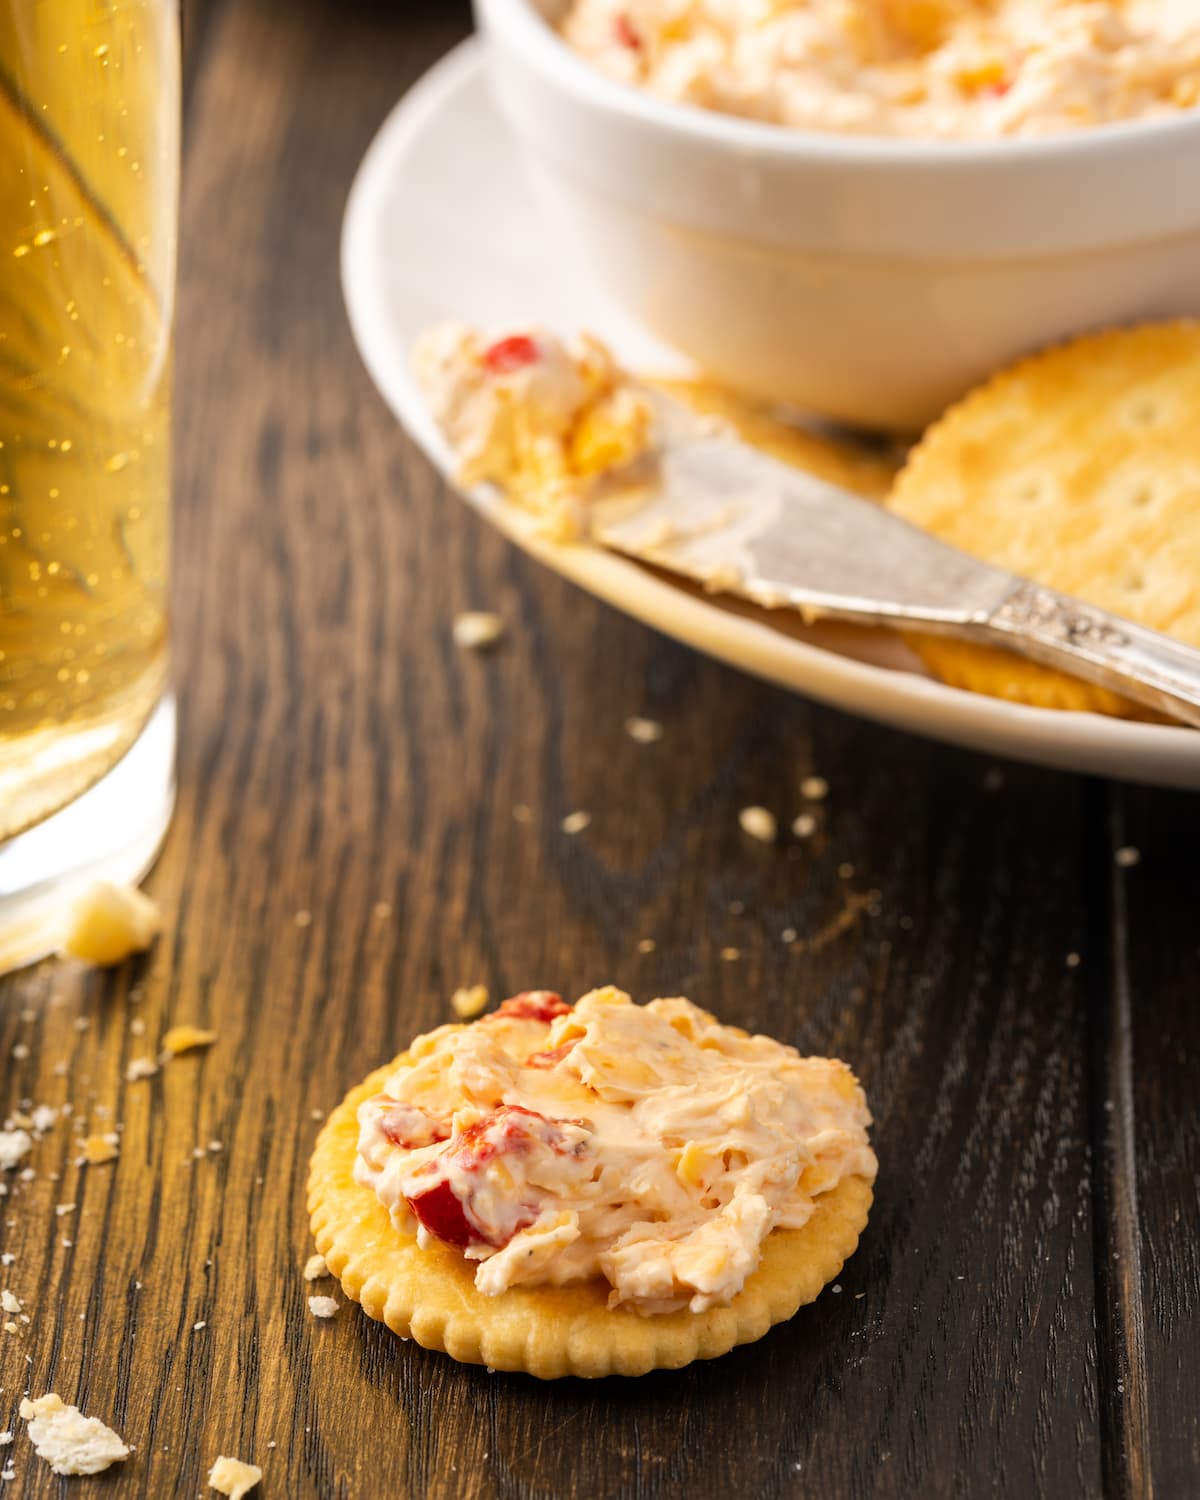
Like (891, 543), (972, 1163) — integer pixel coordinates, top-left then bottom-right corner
(0, 1), (177, 841)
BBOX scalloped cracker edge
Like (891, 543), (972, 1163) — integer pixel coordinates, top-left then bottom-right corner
(307, 1057), (873, 1379)
(887, 321), (1200, 718)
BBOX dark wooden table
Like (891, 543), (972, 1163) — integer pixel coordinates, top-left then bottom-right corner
(1, 1), (1197, 1495)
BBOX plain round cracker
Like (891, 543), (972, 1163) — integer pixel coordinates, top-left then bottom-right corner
(887, 321), (1200, 717)
(307, 1057), (873, 1379)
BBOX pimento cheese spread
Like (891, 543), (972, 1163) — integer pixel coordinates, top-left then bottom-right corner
(414, 324), (654, 537)
(559, 0), (1200, 138)
(354, 986), (876, 1315)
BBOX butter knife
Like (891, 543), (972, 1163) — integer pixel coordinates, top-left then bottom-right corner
(590, 396), (1200, 728)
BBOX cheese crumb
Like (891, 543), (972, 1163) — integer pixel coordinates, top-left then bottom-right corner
(62, 881), (161, 966)
(76, 1135), (119, 1167)
(452, 611), (505, 650)
(0, 1130), (31, 1171)
(560, 810), (591, 835)
(738, 806), (777, 843)
(307, 1294), (338, 1319)
(624, 716), (663, 744)
(161, 1025), (218, 1056)
(208, 1454), (263, 1499)
(19, 1393), (129, 1476)
(302, 1253), (328, 1281)
(125, 1056), (159, 1082)
(450, 984), (489, 1020)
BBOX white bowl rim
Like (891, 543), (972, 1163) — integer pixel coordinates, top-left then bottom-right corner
(479, 0), (1200, 169)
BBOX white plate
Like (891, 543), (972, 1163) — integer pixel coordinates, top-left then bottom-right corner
(341, 39), (1199, 790)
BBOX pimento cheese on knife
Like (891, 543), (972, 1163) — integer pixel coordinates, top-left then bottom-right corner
(413, 323), (655, 538)
(354, 986), (876, 1315)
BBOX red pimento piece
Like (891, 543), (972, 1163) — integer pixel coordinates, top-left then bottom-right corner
(450, 1103), (572, 1166)
(496, 990), (570, 1024)
(481, 334), (540, 375)
(526, 1040), (579, 1070)
(406, 1179), (474, 1248)
(613, 13), (642, 49)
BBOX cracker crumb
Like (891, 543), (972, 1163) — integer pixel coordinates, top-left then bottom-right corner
(20, 1393), (129, 1476)
(76, 1135), (119, 1167)
(1114, 846), (1141, 868)
(208, 1454), (263, 1499)
(129, 1017), (146, 1037)
(30, 1105), (57, 1135)
(738, 806), (777, 843)
(161, 1025), (217, 1056)
(3, 1320), (16, 1333)
(0, 1291), (20, 1314)
(193, 1321), (206, 1332)
(791, 813), (817, 839)
(310, 1108), (324, 1122)
(11, 1045), (28, 1061)
(800, 776), (828, 801)
(307, 1294), (338, 1319)
(560, 810), (591, 835)
(0, 1432), (10, 1445)
(838, 862), (855, 879)
(372, 901), (393, 920)
(781, 927), (798, 943)
(0, 1130), (31, 1171)
(62, 881), (161, 967)
(303, 1253), (328, 1281)
(512, 804), (532, 823)
(450, 984), (489, 1020)
(720, 947), (740, 961)
(293, 909), (313, 929)
(1066, 951), (1081, 968)
(0, 1253), (13, 1266)
(636, 938), (656, 954)
(624, 716), (663, 744)
(55, 1203), (76, 1217)
(452, 611), (505, 650)
(125, 1057), (159, 1082)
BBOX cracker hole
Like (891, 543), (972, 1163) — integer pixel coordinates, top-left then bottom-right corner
(1125, 397), (1163, 429)
(1129, 485), (1155, 508)
(1122, 571), (1146, 594)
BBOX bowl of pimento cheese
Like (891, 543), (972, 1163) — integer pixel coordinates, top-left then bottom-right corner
(474, 0), (1200, 429)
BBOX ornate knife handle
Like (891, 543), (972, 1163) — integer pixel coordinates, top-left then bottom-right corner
(985, 582), (1200, 728)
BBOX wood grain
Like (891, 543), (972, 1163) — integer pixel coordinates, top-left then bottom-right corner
(0, 0), (1194, 1495)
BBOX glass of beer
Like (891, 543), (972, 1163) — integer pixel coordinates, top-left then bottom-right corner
(0, 1), (179, 970)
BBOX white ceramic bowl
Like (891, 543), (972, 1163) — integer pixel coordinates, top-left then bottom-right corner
(474, 0), (1200, 430)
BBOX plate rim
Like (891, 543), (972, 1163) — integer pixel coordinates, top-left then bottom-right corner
(341, 38), (1200, 791)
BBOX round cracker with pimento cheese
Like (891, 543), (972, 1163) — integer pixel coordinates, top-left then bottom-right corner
(307, 986), (875, 1379)
(888, 322), (1200, 718)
